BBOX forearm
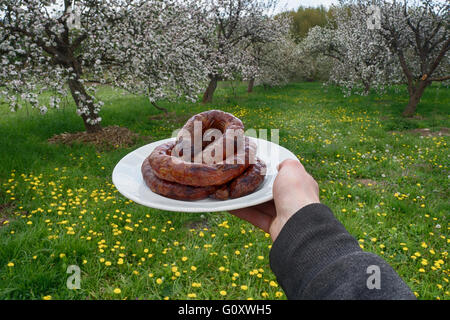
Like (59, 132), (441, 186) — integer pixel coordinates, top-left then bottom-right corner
(269, 203), (416, 300)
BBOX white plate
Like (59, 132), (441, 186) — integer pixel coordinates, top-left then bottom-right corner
(112, 137), (298, 212)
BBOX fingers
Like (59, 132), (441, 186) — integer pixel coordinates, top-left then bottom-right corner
(277, 158), (304, 172)
(272, 157), (320, 235)
(229, 200), (276, 217)
(249, 200), (276, 217)
(230, 207), (273, 233)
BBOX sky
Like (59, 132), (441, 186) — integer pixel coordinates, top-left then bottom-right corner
(275, 0), (339, 12)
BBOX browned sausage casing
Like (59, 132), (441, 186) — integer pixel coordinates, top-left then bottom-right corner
(174, 110), (247, 162)
(141, 157), (217, 200)
(142, 109), (265, 200)
(212, 158), (266, 200)
(149, 139), (256, 187)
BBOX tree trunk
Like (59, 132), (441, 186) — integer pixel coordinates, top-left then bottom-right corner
(363, 81), (371, 95)
(402, 81), (428, 117)
(68, 78), (102, 133)
(202, 76), (218, 104)
(151, 101), (168, 114)
(247, 78), (255, 93)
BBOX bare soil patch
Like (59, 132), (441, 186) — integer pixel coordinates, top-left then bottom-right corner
(356, 179), (378, 186)
(0, 203), (15, 228)
(48, 125), (149, 150)
(184, 218), (210, 231)
(390, 127), (450, 137)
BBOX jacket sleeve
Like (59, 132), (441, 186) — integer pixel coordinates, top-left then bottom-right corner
(269, 203), (416, 300)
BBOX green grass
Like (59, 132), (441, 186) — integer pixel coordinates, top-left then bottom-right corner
(0, 82), (449, 300)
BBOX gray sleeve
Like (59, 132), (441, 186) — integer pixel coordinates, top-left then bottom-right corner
(269, 203), (416, 300)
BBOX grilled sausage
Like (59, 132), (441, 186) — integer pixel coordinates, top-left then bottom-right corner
(148, 139), (256, 187)
(212, 158), (266, 200)
(141, 157), (217, 200)
(142, 109), (264, 200)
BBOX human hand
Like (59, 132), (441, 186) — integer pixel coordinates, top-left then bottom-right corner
(230, 159), (320, 241)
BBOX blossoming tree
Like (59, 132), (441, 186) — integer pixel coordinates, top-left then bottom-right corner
(201, 0), (285, 103)
(243, 34), (302, 89)
(303, 0), (449, 115)
(241, 14), (294, 91)
(0, 0), (124, 132)
(303, 7), (401, 96)
(103, 0), (210, 114)
(0, 0), (210, 132)
(368, 0), (450, 116)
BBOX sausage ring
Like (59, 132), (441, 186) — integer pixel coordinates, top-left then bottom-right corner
(142, 156), (266, 201)
(148, 139), (256, 187)
(173, 110), (248, 163)
(141, 157), (217, 200)
(141, 110), (266, 200)
(212, 158), (267, 200)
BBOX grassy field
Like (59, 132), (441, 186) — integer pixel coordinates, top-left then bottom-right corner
(0, 81), (448, 300)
